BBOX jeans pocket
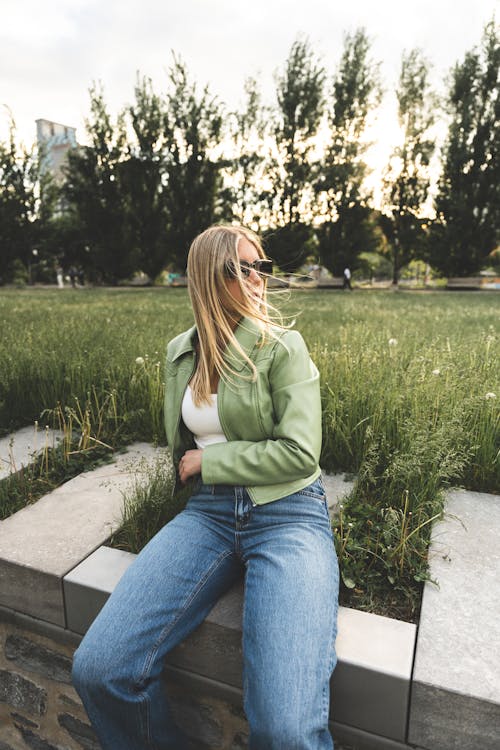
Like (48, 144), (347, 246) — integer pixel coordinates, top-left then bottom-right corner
(297, 477), (327, 503)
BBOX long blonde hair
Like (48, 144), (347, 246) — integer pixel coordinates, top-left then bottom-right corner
(187, 224), (278, 405)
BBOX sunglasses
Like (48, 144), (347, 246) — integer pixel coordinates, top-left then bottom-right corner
(226, 259), (273, 278)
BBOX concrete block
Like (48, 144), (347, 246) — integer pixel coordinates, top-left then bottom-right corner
(332, 607), (416, 741)
(0, 444), (162, 625)
(173, 579), (416, 742)
(63, 546), (136, 635)
(408, 489), (500, 750)
(331, 719), (418, 750)
(67, 541), (415, 742)
(165, 664), (416, 750)
(63, 502), (415, 743)
(167, 581), (245, 688)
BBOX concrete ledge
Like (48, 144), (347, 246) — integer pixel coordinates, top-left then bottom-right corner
(333, 607), (415, 741)
(408, 488), (500, 750)
(3, 443), (499, 749)
(0, 443), (161, 625)
(409, 682), (499, 750)
(445, 277), (483, 290)
(64, 546), (137, 634)
(0, 604), (82, 649)
(63, 545), (416, 743)
(165, 664), (418, 750)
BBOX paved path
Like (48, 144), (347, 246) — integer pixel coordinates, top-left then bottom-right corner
(0, 425), (63, 480)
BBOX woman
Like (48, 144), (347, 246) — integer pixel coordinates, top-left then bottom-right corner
(72, 225), (339, 750)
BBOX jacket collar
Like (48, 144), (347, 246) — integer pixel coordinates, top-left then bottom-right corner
(170, 317), (264, 372)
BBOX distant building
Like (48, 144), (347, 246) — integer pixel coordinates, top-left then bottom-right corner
(36, 119), (77, 183)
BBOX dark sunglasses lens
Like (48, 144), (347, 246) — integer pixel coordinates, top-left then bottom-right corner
(256, 260), (273, 275)
(226, 259), (273, 278)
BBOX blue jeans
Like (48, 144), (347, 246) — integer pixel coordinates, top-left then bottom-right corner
(72, 477), (339, 749)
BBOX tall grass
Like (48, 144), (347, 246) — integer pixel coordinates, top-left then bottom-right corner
(289, 292), (498, 619)
(0, 288), (188, 441)
(0, 288), (498, 620)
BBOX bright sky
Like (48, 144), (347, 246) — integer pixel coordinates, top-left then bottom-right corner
(1, 0), (498, 186)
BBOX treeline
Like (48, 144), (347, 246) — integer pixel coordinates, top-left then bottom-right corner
(1, 22), (498, 285)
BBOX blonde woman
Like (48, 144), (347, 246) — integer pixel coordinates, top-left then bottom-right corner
(73, 225), (339, 749)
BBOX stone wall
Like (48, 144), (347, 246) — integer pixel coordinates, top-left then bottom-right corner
(0, 618), (98, 750)
(0, 613), (252, 750)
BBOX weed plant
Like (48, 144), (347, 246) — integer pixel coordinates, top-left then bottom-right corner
(0, 288), (498, 621)
(109, 455), (193, 554)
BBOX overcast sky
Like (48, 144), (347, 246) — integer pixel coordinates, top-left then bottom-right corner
(1, 0), (498, 175)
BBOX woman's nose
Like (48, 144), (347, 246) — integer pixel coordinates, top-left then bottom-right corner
(248, 268), (262, 284)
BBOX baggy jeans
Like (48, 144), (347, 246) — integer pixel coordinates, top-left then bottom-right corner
(72, 476), (339, 750)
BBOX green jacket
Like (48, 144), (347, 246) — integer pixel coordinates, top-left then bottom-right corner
(164, 317), (322, 504)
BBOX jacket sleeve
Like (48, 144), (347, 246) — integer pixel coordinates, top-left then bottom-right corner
(201, 330), (322, 486)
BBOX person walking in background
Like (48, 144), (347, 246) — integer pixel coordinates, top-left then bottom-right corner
(68, 266), (77, 288)
(72, 224), (339, 750)
(55, 264), (64, 289)
(343, 267), (352, 290)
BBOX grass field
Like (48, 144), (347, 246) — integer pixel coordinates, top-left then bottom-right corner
(1, 287), (498, 620)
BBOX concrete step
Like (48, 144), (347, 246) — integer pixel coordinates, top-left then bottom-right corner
(408, 488), (500, 750)
(0, 443), (163, 626)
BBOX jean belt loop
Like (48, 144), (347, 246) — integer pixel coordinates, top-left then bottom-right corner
(211, 484), (215, 495)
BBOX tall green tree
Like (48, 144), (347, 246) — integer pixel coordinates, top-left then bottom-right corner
(121, 75), (169, 280)
(316, 28), (382, 274)
(264, 38), (325, 271)
(162, 57), (228, 271)
(64, 84), (137, 283)
(430, 20), (500, 276)
(0, 114), (38, 283)
(226, 77), (270, 230)
(381, 49), (436, 284)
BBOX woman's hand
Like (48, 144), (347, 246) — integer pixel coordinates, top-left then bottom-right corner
(179, 449), (203, 483)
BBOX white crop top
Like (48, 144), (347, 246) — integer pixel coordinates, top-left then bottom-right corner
(181, 386), (227, 450)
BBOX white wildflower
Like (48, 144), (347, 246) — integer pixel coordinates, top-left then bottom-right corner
(135, 357), (145, 365)
(432, 369), (440, 376)
(485, 392), (496, 400)
(388, 338), (398, 347)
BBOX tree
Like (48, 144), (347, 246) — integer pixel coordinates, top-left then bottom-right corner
(63, 84), (138, 283)
(162, 57), (228, 271)
(430, 20), (500, 276)
(226, 77), (270, 231)
(381, 49), (436, 285)
(263, 38), (325, 271)
(121, 75), (170, 280)
(315, 28), (382, 274)
(0, 113), (39, 283)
